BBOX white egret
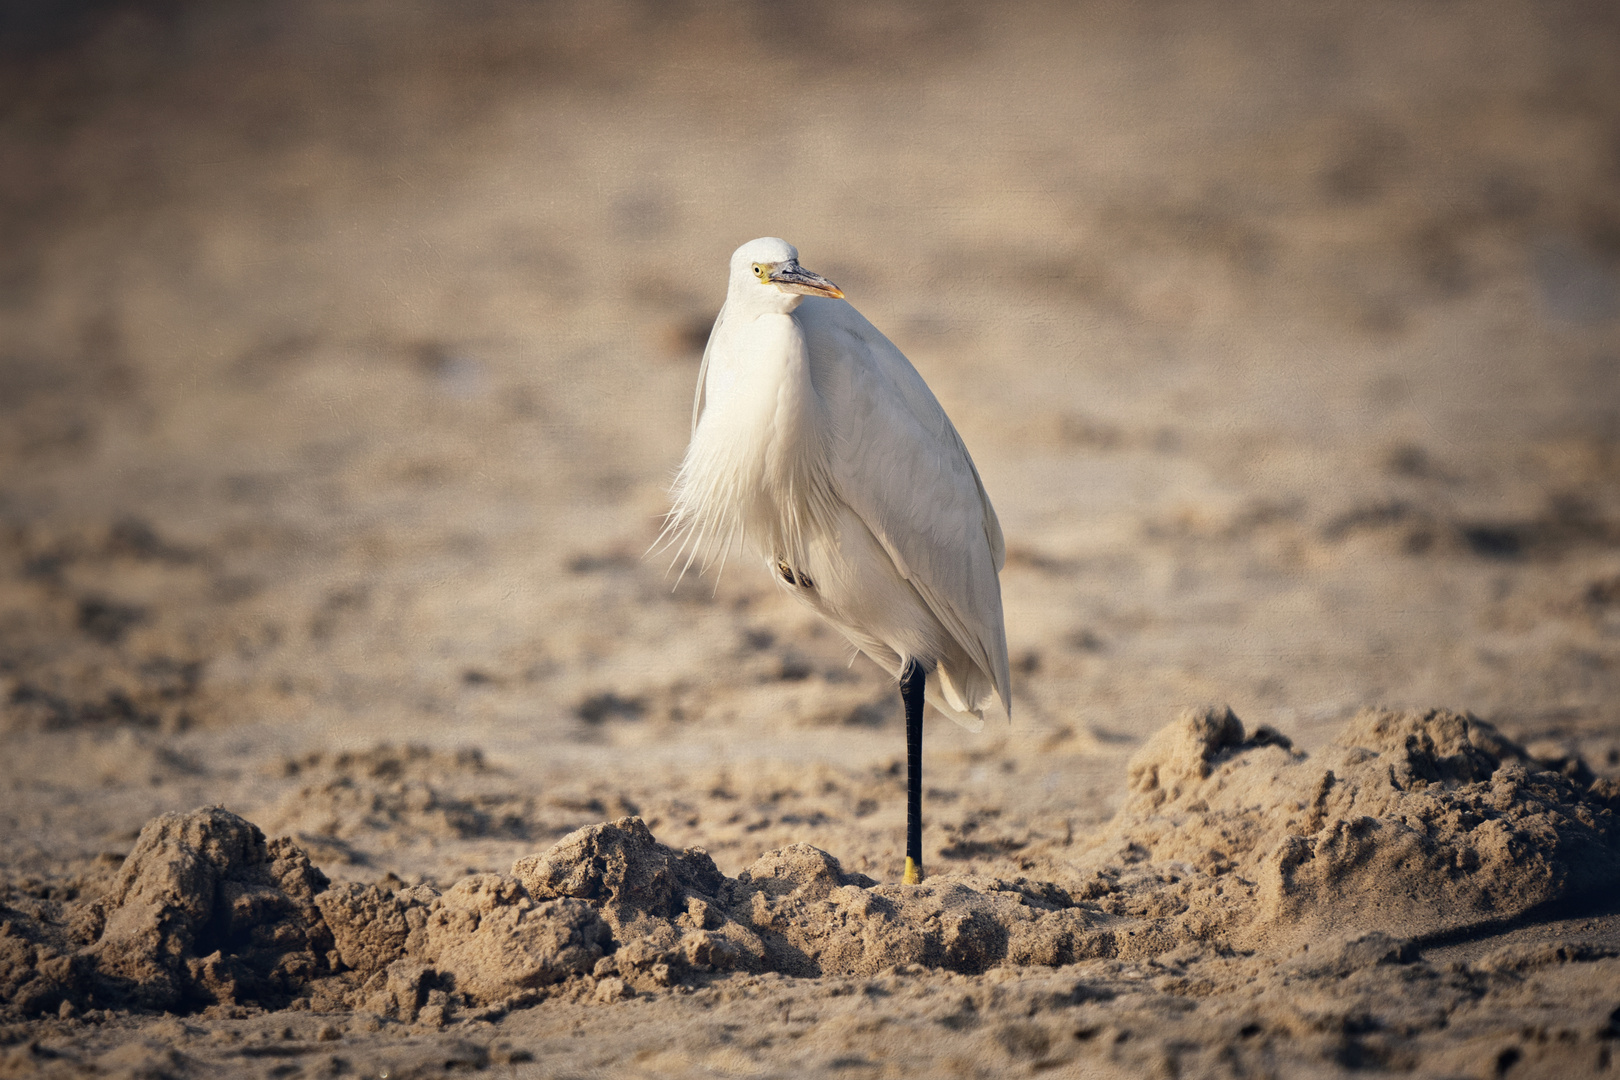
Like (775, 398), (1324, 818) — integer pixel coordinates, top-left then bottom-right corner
(665, 237), (1010, 884)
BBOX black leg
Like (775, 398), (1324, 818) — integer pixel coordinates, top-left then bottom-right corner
(900, 659), (926, 884)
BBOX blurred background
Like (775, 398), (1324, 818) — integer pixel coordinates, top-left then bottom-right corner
(1, 0), (1618, 883)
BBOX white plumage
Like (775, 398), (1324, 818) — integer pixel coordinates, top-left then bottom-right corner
(666, 237), (1010, 731)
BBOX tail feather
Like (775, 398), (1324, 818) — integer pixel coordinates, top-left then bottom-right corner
(928, 660), (1002, 733)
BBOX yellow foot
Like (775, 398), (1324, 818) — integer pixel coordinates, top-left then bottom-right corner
(903, 857), (923, 885)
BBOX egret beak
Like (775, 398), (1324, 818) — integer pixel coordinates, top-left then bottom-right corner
(771, 264), (844, 299)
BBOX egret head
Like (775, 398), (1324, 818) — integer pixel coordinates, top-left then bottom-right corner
(728, 237), (844, 311)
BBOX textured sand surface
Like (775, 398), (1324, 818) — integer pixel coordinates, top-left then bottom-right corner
(3, 1), (1620, 1076)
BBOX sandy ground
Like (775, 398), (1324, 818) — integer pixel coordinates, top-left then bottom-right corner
(2, 1), (1620, 1076)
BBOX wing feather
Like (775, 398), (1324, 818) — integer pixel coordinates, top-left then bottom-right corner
(796, 298), (1011, 716)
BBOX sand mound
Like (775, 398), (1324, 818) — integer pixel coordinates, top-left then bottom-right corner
(316, 817), (1087, 1008)
(1, 808), (334, 1018)
(91, 807), (335, 1011)
(1078, 706), (1620, 950)
(511, 820), (1097, 987)
(314, 874), (610, 1020)
(3, 708), (1615, 1023)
